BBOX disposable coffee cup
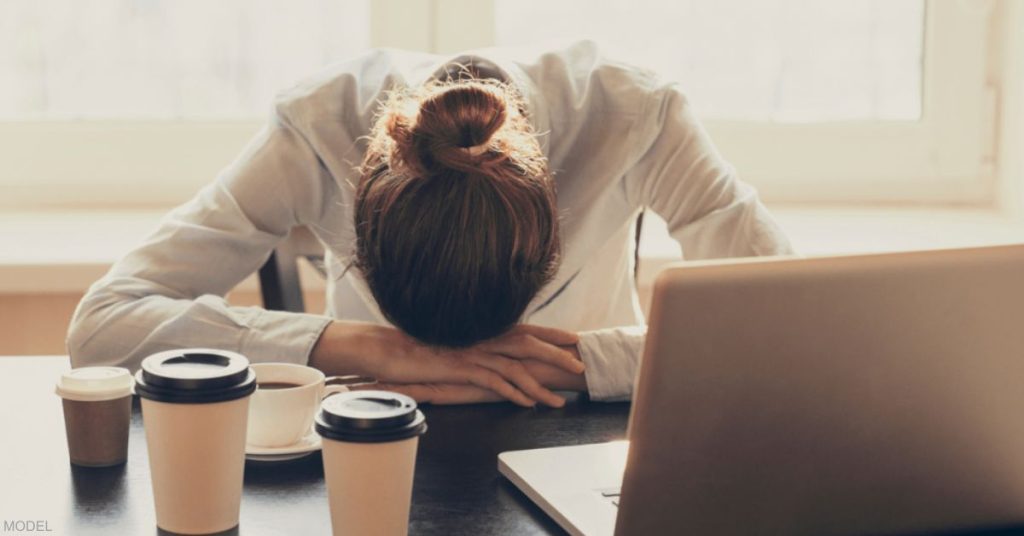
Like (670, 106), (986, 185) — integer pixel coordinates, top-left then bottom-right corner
(315, 390), (427, 536)
(134, 349), (257, 535)
(55, 366), (134, 467)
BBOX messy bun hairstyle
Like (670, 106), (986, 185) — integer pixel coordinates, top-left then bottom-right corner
(354, 79), (560, 348)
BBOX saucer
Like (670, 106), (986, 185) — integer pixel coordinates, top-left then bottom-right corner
(246, 451), (316, 463)
(245, 428), (321, 462)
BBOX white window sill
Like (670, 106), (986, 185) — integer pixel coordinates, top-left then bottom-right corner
(0, 210), (322, 294)
(3, 206), (1023, 294)
(640, 205), (1024, 259)
(635, 205), (1024, 287)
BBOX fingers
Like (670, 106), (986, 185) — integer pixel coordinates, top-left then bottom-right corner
(512, 324), (580, 346)
(467, 353), (566, 408)
(364, 383), (510, 405)
(369, 345), (538, 407)
(479, 333), (585, 374)
(460, 365), (538, 407)
(350, 324), (575, 408)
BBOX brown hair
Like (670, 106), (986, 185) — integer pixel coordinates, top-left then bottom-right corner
(354, 79), (560, 347)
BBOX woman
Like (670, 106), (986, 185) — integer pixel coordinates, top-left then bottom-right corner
(68, 41), (793, 407)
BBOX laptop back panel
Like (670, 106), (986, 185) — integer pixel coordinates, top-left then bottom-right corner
(616, 245), (1024, 536)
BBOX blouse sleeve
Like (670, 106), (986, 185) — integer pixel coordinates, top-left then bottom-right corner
(577, 85), (795, 401)
(67, 105), (338, 372)
(625, 85), (793, 260)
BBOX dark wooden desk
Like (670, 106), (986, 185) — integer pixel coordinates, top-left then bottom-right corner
(0, 356), (628, 535)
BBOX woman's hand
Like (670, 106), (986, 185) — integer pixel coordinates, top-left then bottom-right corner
(364, 355), (589, 405)
(310, 321), (584, 407)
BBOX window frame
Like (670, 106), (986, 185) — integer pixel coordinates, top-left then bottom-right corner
(698, 1), (999, 204)
(0, 0), (1001, 209)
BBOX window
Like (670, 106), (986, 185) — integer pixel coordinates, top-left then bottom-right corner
(1, 0), (371, 208)
(0, 0), (1003, 209)
(489, 0), (998, 204)
(496, 0), (924, 122)
(1, 0), (370, 119)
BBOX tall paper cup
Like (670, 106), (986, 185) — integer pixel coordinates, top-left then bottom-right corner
(134, 349), (257, 535)
(315, 391), (427, 536)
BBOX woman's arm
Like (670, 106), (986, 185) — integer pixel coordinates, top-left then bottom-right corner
(67, 106), (336, 372)
(558, 84), (797, 402)
(625, 85), (794, 260)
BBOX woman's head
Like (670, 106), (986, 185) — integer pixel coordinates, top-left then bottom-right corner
(355, 79), (560, 348)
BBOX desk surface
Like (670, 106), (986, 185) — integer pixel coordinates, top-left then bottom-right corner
(0, 356), (629, 535)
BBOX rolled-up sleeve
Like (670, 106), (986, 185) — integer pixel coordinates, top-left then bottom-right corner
(67, 104), (339, 372)
(577, 325), (646, 402)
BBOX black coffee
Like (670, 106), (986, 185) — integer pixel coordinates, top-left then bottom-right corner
(257, 382), (303, 390)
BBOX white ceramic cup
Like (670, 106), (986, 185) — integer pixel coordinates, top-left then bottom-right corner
(247, 363), (358, 448)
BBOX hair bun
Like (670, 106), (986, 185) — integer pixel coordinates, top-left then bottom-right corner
(397, 83), (510, 174)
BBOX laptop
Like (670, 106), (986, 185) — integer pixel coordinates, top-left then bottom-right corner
(500, 244), (1024, 536)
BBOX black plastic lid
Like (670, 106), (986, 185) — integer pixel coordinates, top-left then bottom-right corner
(315, 390), (427, 443)
(133, 349), (256, 404)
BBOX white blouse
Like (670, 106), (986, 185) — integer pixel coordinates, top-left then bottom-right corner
(68, 41), (793, 401)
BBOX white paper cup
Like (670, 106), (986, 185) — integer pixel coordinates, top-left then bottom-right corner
(315, 391), (427, 536)
(247, 363), (351, 448)
(134, 349), (257, 535)
(141, 396), (249, 534)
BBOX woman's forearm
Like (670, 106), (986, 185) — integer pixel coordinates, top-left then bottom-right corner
(309, 321), (378, 377)
(311, 321), (589, 400)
